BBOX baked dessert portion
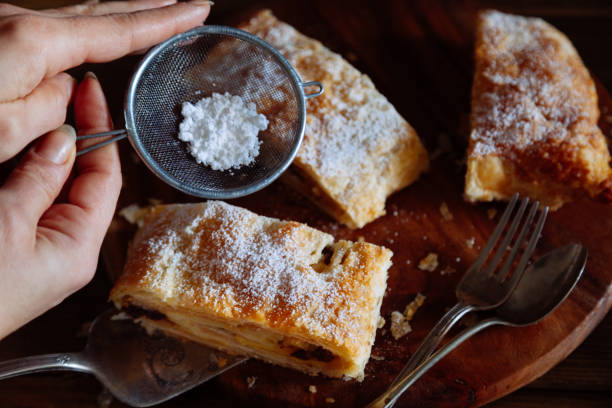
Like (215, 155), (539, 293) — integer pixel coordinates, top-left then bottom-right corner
(465, 10), (612, 209)
(240, 10), (429, 228)
(110, 201), (391, 380)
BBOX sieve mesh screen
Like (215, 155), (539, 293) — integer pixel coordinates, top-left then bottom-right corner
(125, 26), (304, 198)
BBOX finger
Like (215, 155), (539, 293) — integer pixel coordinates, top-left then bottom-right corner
(38, 72), (120, 255)
(53, 0), (177, 17)
(0, 125), (76, 229)
(0, 1), (210, 101)
(0, 3), (37, 17)
(0, 73), (75, 161)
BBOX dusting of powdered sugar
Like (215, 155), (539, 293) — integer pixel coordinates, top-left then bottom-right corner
(246, 15), (410, 202)
(178, 92), (268, 170)
(136, 201), (379, 347)
(471, 10), (593, 156)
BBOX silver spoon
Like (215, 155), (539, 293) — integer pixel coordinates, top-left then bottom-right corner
(0, 310), (247, 407)
(368, 243), (587, 408)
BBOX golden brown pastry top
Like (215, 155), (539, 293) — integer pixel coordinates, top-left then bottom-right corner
(111, 201), (391, 359)
(240, 10), (429, 228)
(470, 10), (611, 192)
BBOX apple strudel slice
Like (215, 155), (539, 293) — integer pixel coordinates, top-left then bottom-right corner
(110, 201), (391, 380)
(240, 10), (429, 228)
(465, 10), (612, 209)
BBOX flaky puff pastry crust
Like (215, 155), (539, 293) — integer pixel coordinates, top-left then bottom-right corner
(240, 10), (429, 228)
(465, 10), (612, 209)
(110, 201), (391, 380)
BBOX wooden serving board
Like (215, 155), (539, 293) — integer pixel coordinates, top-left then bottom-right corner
(97, 1), (612, 407)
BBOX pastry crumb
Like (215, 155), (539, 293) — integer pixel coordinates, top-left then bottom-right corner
(418, 253), (439, 272)
(487, 208), (497, 219)
(390, 311), (412, 340)
(309, 385), (317, 394)
(246, 376), (257, 389)
(465, 237), (475, 249)
(370, 355), (385, 361)
(325, 397), (336, 404)
(110, 312), (131, 321)
(357, 236), (365, 242)
(377, 316), (386, 329)
(390, 293), (426, 340)
(441, 265), (457, 276)
(119, 203), (142, 225)
(440, 202), (453, 221)
(405, 259), (411, 265)
(404, 293), (426, 320)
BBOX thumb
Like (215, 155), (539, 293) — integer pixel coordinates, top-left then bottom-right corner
(1, 125), (76, 227)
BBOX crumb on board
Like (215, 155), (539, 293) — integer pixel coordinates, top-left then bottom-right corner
(309, 385), (317, 394)
(370, 355), (385, 361)
(405, 259), (411, 265)
(440, 201), (453, 221)
(441, 265), (457, 276)
(119, 203), (141, 224)
(377, 316), (386, 329)
(325, 397), (336, 404)
(390, 311), (412, 340)
(404, 293), (426, 321)
(390, 293), (426, 340)
(110, 312), (131, 321)
(487, 208), (497, 219)
(465, 237), (475, 249)
(418, 253), (439, 272)
(246, 376), (257, 389)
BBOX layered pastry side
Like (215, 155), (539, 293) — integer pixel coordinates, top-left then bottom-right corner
(240, 10), (429, 229)
(466, 10), (612, 209)
(109, 201), (391, 381)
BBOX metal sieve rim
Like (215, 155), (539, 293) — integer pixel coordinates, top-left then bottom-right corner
(123, 25), (307, 199)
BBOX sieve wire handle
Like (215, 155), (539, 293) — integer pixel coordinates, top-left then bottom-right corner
(302, 81), (324, 99)
(76, 129), (128, 156)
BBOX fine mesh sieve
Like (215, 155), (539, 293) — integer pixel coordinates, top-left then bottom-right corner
(76, 26), (323, 199)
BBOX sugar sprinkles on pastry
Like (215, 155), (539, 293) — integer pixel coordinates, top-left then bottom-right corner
(240, 10), (429, 228)
(110, 201), (391, 381)
(465, 10), (612, 209)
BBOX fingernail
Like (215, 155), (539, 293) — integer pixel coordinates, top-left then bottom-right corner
(188, 0), (214, 6)
(35, 124), (77, 165)
(84, 71), (98, 81)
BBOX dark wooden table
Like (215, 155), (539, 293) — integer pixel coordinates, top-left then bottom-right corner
(1, 1), (612, 407)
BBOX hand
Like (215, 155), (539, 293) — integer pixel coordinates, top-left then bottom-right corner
(0, 0), (211, 339)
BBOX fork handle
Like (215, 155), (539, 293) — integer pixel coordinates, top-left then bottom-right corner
(367, 317), (504, 408)
(389, 301), (475, 389)
(0, 352), (91, 380)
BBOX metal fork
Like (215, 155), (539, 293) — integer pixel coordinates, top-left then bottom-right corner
(386, 194), (548, 407)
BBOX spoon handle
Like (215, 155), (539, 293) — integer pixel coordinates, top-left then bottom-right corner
(389, 301), (474, 388)
(0, 352), (91, 380)
(366, 317), (505, 408)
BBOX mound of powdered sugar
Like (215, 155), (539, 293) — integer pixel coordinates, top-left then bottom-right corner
(178, 92), (268, 171)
